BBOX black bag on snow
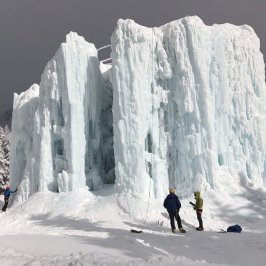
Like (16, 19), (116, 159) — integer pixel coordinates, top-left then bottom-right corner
(227, 224), (242, 233)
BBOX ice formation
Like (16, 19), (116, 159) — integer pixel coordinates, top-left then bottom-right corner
(9, 16), (266, 202)
(10, 33), (112, 202)
(9, 84), (39, 200)
(112, 16), (266, 198)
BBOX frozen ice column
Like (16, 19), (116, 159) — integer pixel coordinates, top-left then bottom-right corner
(10, 32), (104, 201)
(161, 17), (266, 193)
(9, 84), (40, 202)
(37, 32), (104, 192)
(111, 20), (172, 198)
(111, 17), (266, 198)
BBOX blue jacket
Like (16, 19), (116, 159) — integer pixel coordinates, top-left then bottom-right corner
(4, 188), (17, 198)
(164, 194), (181, 211)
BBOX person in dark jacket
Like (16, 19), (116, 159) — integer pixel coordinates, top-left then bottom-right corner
(189, 191), (204, 231)
(2, 185), (17, 212)
(164, 188), (186, 233)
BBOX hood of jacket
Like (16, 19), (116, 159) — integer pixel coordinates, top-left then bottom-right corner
(194, 191), (201, 199)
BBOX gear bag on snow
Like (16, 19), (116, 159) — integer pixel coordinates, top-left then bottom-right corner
(227, 224), (242, 233)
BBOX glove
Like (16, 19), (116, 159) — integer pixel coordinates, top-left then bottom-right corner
(189, 201), (195, 206)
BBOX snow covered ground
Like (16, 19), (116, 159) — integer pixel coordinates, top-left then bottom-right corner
(0, 184), (266, 266)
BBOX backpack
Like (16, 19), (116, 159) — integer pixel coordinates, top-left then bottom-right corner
(227, 224), (242, 233)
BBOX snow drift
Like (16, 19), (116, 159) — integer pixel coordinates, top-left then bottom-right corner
(9, 16), (266, 203)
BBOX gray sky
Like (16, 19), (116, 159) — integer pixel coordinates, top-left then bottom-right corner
(0, 0), (265, 114)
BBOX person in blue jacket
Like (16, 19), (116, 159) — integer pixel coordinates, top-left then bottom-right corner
(2, 185), (17, 212)
(164, 188), (186, 233)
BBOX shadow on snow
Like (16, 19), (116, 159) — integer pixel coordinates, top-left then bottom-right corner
(29, 213), (266, 266)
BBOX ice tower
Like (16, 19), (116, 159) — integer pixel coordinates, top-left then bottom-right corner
(111, 16), (266, 198)
(10, 33), (106, 201)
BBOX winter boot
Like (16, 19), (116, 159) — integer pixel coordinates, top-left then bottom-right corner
(172, 229), (177, 234)
(196, 227), (204, 231)
(179, 227), (186, 233)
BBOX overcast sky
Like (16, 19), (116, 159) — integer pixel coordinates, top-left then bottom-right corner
(0, 0), (265, 114)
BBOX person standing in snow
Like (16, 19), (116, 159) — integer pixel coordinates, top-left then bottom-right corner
(2, 185), (17, 212)
(163, 188), (186, 233)
(189, 191), (204, 231)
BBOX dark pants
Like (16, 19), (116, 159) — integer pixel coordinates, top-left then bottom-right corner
(196, 209), (203, 228)
(2, 197), (9, 212)
(168, 209), (183, 229)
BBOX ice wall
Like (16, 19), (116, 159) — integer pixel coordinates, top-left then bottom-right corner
(100, 63), (115, 184)
(111, 16), (266, 198)
(10, 33), (106, 201)
(9, 84), (39, 201)
(36, 32), (104, 192)
(10, 16), (266, 203)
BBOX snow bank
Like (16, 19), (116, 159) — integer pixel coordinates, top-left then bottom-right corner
(1, 184), (266, 266)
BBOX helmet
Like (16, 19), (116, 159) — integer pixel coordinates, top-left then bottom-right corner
(6, 185), (10, 190)
(169, 188), (176, 194)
